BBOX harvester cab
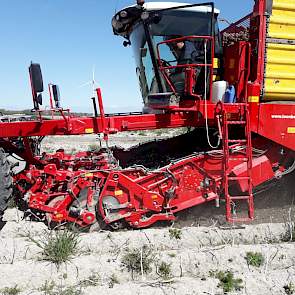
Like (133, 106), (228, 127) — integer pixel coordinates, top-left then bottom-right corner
(112, 1), (222, 111)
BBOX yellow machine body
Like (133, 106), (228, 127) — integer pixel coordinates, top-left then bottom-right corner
(263, 0), (295, 101)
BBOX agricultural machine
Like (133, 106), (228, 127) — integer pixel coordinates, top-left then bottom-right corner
(0, 0), (294, 230)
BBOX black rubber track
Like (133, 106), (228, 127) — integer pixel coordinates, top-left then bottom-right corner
(0, 148), (12, 227)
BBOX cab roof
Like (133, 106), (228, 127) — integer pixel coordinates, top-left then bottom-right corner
(112, 2), (220, 38)
(130, 2), (219, 14)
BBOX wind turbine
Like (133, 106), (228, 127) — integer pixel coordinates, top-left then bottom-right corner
(79, 65), (99, 98)
(79, 65), (100, 117)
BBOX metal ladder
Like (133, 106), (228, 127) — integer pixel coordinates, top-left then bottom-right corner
(222, 103), (254, 222)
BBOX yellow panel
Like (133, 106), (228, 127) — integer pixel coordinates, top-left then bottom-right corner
(287, 127), (295, 134)
(273, 2), (295, 11)
(213, 58), (220, 68)
(85, 128), (94, 134)
(114, 190), (123, 196)
(248, 96), (259, 103)
(264, 43), (295, 101)
(268, 0), (295, 40)
(213, 58), (220, 81)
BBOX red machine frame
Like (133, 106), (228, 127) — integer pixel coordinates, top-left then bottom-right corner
(0, 0), (294, 229)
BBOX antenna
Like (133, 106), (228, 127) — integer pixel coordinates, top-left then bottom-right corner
(114, 0), (120, 13)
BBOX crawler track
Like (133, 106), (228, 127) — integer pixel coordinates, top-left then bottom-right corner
(0, 148), (12, 229)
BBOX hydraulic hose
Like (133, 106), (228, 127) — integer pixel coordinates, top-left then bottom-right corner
(204, 40), (221, 149)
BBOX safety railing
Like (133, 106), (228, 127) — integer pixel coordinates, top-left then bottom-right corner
(221, 13), (252, 47)
(156, 35), (214, 100)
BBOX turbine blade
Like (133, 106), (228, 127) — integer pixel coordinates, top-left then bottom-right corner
(78, 81), (92, 88)
(92, 65), (96, 81)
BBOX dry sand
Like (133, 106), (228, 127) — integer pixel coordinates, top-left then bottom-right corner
(0, 208), (295, 295)
(41, 131), (177, 153)
(1, 131), (294, 294)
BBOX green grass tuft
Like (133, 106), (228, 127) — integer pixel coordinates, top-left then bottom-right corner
(157, 261), (172, 279)
(0, 285), (21, 295)
(245, 252), (264, 267)
(38, 281), (56, 295)
(27, 230), (80, 267)
(211, 270), (243, 293)
(169, 228), (182, 240)
(284, 283), (295, 295)
(38, 281), (81, 295)
(121, 245), (154, 279)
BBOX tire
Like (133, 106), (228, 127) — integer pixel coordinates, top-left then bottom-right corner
(0, 148), (12, 223)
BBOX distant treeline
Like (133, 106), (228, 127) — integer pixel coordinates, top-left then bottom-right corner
(0, 109), (33, 115)
(0, 109), (92, 117)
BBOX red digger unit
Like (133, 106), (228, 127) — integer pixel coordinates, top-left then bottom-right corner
(0, 0), (294, 230)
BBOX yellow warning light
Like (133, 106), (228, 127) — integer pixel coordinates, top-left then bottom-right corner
(85, 128), (94, 134)
(55, 213), (64, 220)
(114, 190), (123, 196)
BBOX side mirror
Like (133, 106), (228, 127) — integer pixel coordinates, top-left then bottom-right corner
(36, 93), (43, 105)
(52, 85), (61, 108)
(29, 63), (44, 109)
(29, 63), (44, 93)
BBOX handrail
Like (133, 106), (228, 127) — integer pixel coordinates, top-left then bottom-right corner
(156, 35), (214, 100)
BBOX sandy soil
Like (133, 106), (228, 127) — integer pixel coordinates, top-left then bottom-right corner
(0, 208), (295, 295)
(41, 131), (179, 153)
(2, 131), (294, 294)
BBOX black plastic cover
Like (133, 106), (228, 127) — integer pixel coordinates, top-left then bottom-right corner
(29, 63), (44, 93)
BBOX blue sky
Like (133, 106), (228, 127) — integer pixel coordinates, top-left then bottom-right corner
(0, 0), (253, 113)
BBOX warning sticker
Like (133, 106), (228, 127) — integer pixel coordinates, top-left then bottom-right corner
(271, 115), (295, 119)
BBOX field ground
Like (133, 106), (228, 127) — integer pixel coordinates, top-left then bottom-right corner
(1, 208), (295, 295)
(0, 132), (294, 295)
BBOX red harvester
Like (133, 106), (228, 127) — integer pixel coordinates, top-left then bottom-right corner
(0, 0), (294, 230)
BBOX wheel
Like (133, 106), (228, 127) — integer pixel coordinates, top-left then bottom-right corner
(70, 188), (94, 232)
(96, 195), (128, 231)
(0, 148), (12, 229)
(70, 188), (121, 232)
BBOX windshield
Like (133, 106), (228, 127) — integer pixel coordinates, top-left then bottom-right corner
(130, 8), (221, 101)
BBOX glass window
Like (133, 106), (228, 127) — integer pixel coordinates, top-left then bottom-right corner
(130, 8), (222, 100)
